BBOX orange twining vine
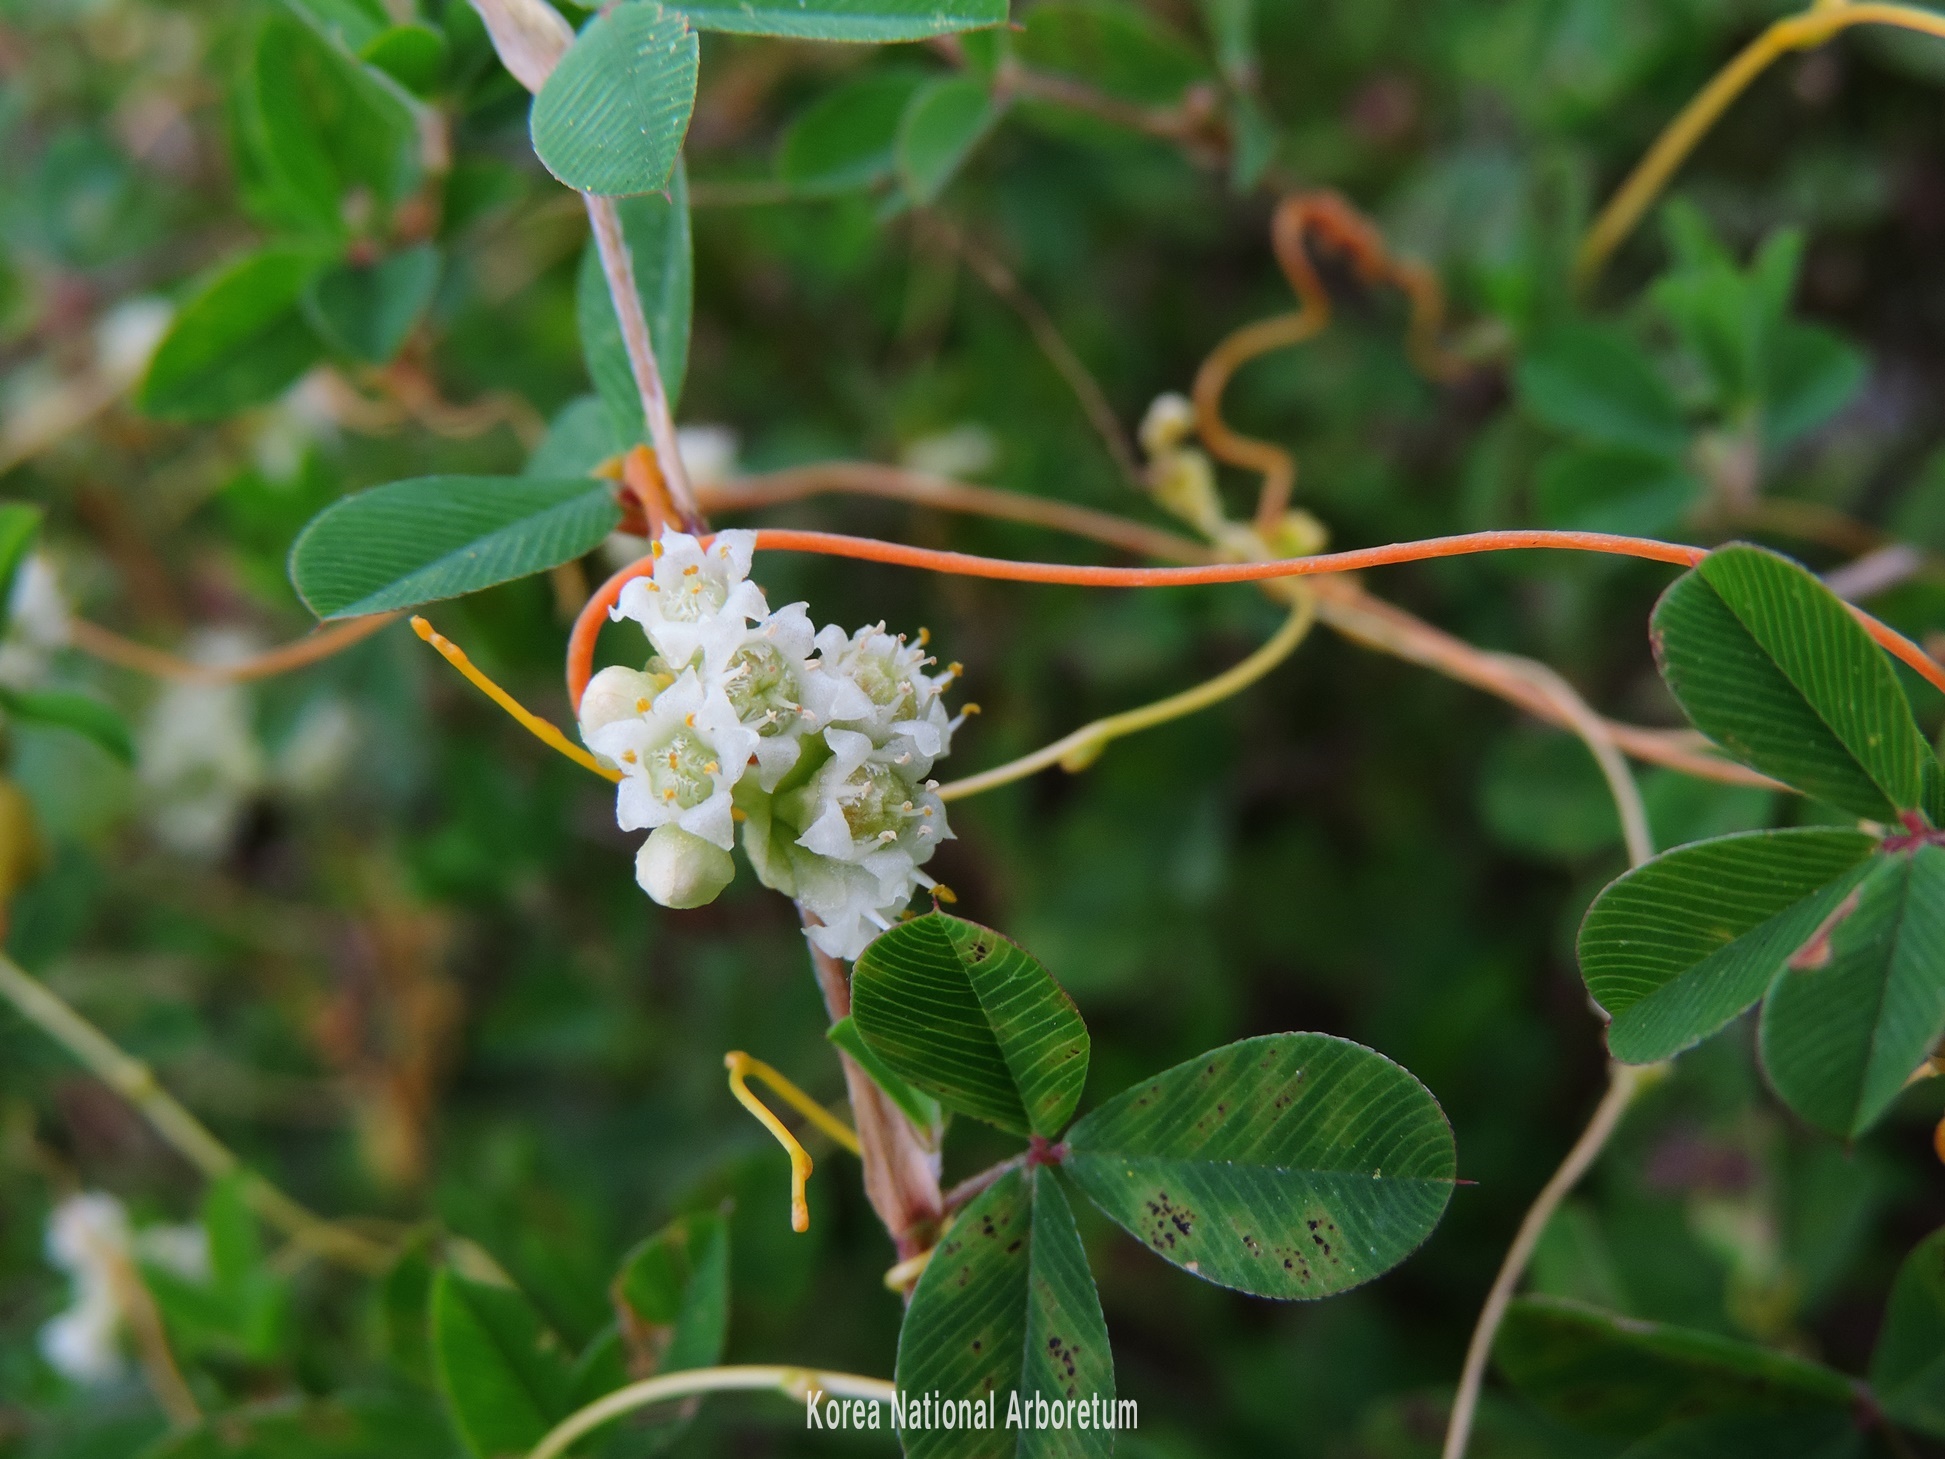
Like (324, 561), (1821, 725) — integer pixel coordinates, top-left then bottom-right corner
(564, 527), (1945, 712)
(1192, 190), (1470, 532)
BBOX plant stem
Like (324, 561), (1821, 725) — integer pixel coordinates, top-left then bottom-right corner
(0, 954), (391, 1273)
(526, 1363), (895, 1459)
(68, 613), (399, 684)
(803, 916), (944, 1262)
(584, 194), (701, 532)
(1440, 1060), (1648, 1459)
(1577, 2), (1945, 286)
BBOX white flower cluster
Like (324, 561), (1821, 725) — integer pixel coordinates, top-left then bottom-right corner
(578, 530), (959, 961)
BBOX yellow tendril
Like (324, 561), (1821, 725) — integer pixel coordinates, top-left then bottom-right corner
(935, 592), (1317, 802)
(724, 1051), (861, 1233)
(1578, 2), (1945, 287)
(410, 617), (621, 783)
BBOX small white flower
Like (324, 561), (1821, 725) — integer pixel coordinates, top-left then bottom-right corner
(784, 727), (952, 959)
(806, 623), (957, 776)
(612, 530), (770, 677)
(585, 668), (755, 851)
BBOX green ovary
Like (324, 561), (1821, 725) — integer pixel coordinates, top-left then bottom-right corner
(644, 729), (718, 811)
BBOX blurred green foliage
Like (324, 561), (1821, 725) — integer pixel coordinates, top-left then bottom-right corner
(5, 0), (1945, 1455)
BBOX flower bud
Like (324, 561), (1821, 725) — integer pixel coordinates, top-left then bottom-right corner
(579, 665), (663, 741)
(1138, 392), (1196, 458)
(635, 823), (735, 909)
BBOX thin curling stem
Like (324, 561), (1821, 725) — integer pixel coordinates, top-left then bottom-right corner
(1577, 2), (1945, 287)
(69, 613), (399, 685)
(1442, 1062), (1650, 1459)
(1194, 192), (1468, 530)
(411, 617), (620, 783)
(527, 1364), (895, 1459)
(568, 527), (1945, 704)
(937, 593), (1317, 801)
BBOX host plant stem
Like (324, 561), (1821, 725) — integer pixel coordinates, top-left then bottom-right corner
(0, 953), (390, 1273)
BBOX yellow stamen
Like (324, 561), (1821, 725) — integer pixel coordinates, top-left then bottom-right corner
(651, 539), (664, 557)
(410, 618), (621, 783)
(724, 1051), (861, 1234)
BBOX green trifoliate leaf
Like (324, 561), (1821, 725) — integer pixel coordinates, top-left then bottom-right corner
(895, 1167), (1114, 1457)
(290, 475), (621, 619)
(852, 913), (1088, 1138)
(1578, 827), (1878, 1064)
(1759, 845), (1945, 1138)
(1653, 543), (1932, 820)
(531, 3), (698, 197)
(1062, 1033), (1454, 1299)
(1494, 1296), (1854, 1442)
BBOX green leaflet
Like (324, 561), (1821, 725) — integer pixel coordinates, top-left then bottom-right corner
(827, 1013), (944, 1133)
(289, 475), (620, 619)
(777, 71), (926, 196)
(1652, 544), (1931, 820)
(231, 10), (421, 238)
(1578, 827), (1877, 1064)
(531, 3), (698, 197)
(569, 1212), (731, 1447)
(430, 1269), (576, 1459)
(611, 1210), (729, 1376)
(1516, 323), (1689, 456)
(1759, 845), (1945, 1138)
(1493, 1296), (1854, 1442)
(301, 243), (440, 364)
(1614, 1411), (1866, 1459)
(1534, 445), (1701, 537)
(0, 687), (135, 765)
(139, 248), (326, 421)
(897, 77), (999, 204)
(852, 913), (1088, 1138)
(1871, 1225), (1945, 1438)
(1062, 1033), (1454, 1299)
(671, 0), (1006, 42)
(895, 1167), (1114, 1458)
(577, 164), (692, 443)
(0, 504), (42, 634)
(1014, 1), (1206, 105)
